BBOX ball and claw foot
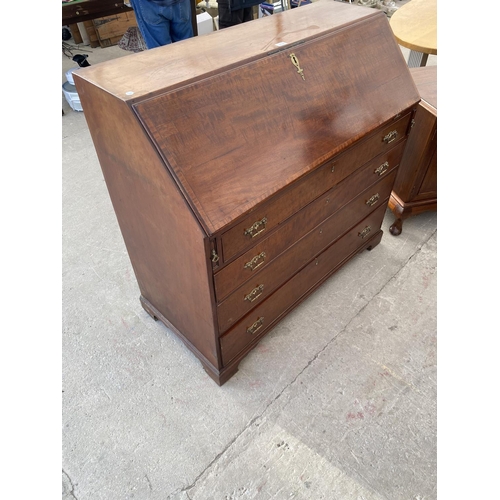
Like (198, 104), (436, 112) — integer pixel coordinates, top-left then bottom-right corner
(389, 218), (403, 236)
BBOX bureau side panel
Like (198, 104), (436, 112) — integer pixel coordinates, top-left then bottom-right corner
(412, 143), (437, 201)
(392, 104), (435, 202)
(410, 66), (437, 110)
(75, 78), (219, 368)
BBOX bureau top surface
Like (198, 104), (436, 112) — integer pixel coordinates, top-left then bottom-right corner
(75, 1), (376, 101)
(75, 1), (420, 235)
(410, 66), (437, 109)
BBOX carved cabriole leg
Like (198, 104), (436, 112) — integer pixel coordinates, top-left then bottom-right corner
(388, 193), (406, 237)
(390, 217), (403, 236)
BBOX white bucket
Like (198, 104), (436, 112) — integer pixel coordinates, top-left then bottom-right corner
(62, 81), (83, 112)
(65, 67), (79, 85)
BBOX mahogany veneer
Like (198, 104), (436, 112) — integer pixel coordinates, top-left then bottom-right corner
(74, 1), (420, 385)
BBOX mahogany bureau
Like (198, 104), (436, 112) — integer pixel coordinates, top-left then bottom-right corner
(74, 1), (420, 385)
(389, 65), (437, 235)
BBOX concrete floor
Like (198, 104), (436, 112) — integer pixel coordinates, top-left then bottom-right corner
(62, 4), (437, 498)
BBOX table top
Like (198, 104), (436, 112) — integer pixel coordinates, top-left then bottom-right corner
(390, 0), (437, 55)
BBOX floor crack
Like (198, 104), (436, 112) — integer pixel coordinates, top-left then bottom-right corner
(62, 469), (78, 500)
(167, 228), (436, 499)
(145, 473), (153, 491)
(282, 228), (437, 388)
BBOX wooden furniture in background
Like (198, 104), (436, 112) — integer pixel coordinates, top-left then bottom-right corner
(389, 65), (437, 236)
(390, 0), (437, 67)
(62, 0), (198, 36)
(68, 24), (83, 44)
(62, 0), (133, 25)
(74, 1), (419, 385)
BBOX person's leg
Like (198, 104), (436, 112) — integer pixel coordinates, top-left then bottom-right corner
(169, 0), (194, 43)
(217, 0), (251, 29)
(130, 0), (172, 48)
(241, 6), (253, 23)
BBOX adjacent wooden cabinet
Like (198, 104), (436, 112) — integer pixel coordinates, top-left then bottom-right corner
(389, 65), (437, 235)
(74, 1), (420, 385)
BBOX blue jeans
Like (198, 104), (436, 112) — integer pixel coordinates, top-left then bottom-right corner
(131, 0), (193, 48)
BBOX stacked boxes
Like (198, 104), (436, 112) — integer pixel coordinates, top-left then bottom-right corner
(93, 11), (138, 47)
(84, 11), (138, 48)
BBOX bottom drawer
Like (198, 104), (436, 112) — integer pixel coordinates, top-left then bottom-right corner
(219, 203), (387, 365)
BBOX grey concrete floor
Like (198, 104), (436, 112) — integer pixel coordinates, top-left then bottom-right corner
(62, 5), (437, 499)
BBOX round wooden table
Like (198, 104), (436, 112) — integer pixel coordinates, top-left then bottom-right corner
(390, 0), (437, 67)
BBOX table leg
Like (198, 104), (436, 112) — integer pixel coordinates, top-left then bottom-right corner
(407, 50), (429, 67)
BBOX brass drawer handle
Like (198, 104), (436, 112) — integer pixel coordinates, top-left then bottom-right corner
(374, 161), (389, 176)
(244, 284), (264, 302)
(383, 130), (398, 144)
(247, 317), (264, 335)
(244, 217), (268, 238)
(244, 251), (266, 271)
(365, 193), (380, 207)
(358, 226), (371, 239)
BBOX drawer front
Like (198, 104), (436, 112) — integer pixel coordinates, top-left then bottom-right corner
(216, 170), (396, 333)
(214, 140), (406, 301)
(220, 203), (388, 365)
(219, 112), (412, 262)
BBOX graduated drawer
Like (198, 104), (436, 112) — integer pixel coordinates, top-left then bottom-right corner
(214, 139), (406, 301)
(216, 169), (396, 333)
(219, 203), (388, 365)
(219, 112), (412, 262)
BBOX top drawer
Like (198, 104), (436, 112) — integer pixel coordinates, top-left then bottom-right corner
(219, 112), (412, 262)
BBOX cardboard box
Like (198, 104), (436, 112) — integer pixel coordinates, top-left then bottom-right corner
(92, 12), (138, 48)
